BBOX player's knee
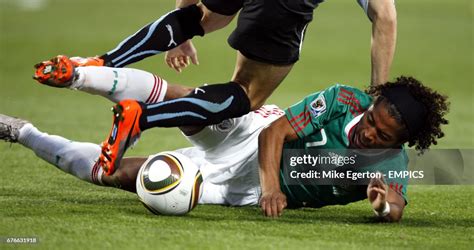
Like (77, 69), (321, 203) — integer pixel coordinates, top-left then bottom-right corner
(249, 98), (265, 111)
(165, 85), (194, 100)
(231, 83), (263, 111)
(175, 4), (205, 38)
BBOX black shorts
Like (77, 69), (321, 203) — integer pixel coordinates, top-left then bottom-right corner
(202, 0), (323, 65)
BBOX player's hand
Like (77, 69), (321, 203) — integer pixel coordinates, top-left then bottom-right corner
(367, 174), (388, 212)
(260, 190), (287, 218)
(165, 40), (199, 73)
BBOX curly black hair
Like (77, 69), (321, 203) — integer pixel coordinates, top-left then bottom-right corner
(366, 76), (450, 153)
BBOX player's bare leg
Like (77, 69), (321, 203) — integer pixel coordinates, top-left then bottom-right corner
(231, 51), (294, 110)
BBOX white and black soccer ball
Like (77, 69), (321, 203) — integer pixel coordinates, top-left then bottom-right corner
(136, 151), (203, 215)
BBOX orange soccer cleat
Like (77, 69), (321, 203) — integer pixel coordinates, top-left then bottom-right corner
(33, 55), (105, 87)
(33, 55), (76, 87)
(99, 100), (143, 175)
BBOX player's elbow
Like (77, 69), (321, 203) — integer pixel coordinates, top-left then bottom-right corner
(260, 117), (288, 140)
(258, 127), (271, 155)
(259, 123), (282, 147)
(259, 126), (273, 144)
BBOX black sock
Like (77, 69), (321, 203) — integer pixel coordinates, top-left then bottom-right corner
(101, 4), (204, 67)
(139, 82), (251, 129)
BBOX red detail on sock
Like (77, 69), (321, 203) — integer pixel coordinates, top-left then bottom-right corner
(152, 76), (163, 103)
(91, 161), (101, 184)
(145, 75), (158, 104)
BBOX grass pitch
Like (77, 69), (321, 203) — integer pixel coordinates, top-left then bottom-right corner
(0, 0), (473, 249)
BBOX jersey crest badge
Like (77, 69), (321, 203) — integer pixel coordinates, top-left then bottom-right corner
(216, 119), (234, 132)
(310, 95), (326, 118)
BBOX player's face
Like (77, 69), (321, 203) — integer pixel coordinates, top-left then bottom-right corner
(352, 100), (405, 149)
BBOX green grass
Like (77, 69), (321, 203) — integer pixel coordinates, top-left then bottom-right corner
(0, 0), (473, 249)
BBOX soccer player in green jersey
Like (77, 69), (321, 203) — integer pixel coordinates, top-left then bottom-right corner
(259, 76), (449, 221)
(1, 68), (448, 221)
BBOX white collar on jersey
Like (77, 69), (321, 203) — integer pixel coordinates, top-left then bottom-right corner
(344, 113), (364, 142)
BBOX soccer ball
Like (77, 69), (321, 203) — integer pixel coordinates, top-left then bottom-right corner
(136, 151), (203, 215)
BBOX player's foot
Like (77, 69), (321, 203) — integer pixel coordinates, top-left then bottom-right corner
(33, 55), (76, 87)
(99, 100), (142, 175)
(0, 114), (29, 143)
(69, 56), (104, 67)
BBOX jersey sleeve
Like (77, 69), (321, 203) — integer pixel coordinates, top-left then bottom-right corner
(285, 84), (347, 138)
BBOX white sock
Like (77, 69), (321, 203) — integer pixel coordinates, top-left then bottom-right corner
(18, 124), (104, 185)
(70, 66), (168, 104)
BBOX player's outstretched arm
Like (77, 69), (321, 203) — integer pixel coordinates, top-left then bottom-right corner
(366, 0), (397, 85)
(367, 176), (405, 222)
(258, 116), (298, 218)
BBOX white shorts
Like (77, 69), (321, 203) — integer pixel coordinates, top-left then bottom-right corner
(145, 105), (284, 206)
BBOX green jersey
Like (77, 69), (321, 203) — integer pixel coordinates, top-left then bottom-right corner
(281, 84), (408, 208)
